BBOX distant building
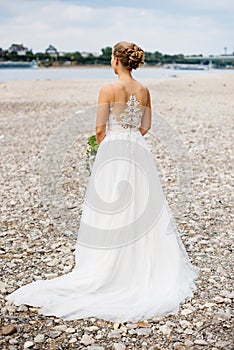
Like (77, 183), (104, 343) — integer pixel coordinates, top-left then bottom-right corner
(45, 45), (58, 57)
(8, 43), (28, 55)
(81, 51), (90, 58)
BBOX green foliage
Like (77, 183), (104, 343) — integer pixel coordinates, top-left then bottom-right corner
(85, 135), (99, 175)
(97, 46), (112, 64)
(1, 45), (233, 67)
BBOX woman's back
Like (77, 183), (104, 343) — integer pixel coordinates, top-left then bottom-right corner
(108, 80), (149, 107)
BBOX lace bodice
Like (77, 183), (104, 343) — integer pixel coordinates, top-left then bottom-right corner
(108, 94), (143, 132)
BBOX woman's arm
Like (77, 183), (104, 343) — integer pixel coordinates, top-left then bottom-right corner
(139, 87), (152, 136)
(96, 85), (111, 144)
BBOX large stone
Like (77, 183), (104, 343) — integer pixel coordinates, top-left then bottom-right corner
(112, 343), (126, 350)
(0, 281), (6, 293)
(136, 327), (151, 336)
(137, 321), (151, 327)
(69, 337), (78, 343)
(48, 330), (62, 339)
(215, 340), (232, 348)
(194, 339), (208, 345)
(24, 341), (34, 348)
(2, 324), (17, 336)
(80, 334), (95, 346)
(51, 325), (67, 332)
(34, 334), (45, 343)
(85, 325), (99, 332)
(179, 320), (192, 329)
(181, 308), (193, 316)
(158, 324), (172, 336)
(65, 327), (76, 333)
(108, 331), (122, 339)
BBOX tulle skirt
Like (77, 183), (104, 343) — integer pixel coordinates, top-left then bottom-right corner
(5, 129), (199, 322)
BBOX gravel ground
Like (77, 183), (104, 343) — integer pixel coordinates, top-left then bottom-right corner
(0, 72), (233, 349)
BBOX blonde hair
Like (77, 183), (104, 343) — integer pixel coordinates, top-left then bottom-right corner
(113, 41), (145, 70)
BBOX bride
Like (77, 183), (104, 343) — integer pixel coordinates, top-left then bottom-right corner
(5, 41), (199, 322)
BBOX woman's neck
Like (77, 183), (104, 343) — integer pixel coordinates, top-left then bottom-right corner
(117, 69), (133, 81)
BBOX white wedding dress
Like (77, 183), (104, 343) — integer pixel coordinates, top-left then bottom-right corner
(5, 95), (199, 322)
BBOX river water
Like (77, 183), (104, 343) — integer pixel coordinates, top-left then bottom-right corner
(0, 66), (232, 82)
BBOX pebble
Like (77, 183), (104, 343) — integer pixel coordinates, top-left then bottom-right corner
(51, 325), (67, 331)
(80, 334), (95, 345)
(113, 322), (120, 330)
(136, 327), (151, 336)
(108, 330), (122, 338)
(179, 320), (192, 329)
(184, 328), (194, 335)
(220, 291), (234, 299)
(181, 308), (193, 316)
(184, 340), (193, 346)
(194, 339), (208, 345)
(34, 333), (45, 343)
(215, 340), (232, 348)
(112, 343), (126, 350)
(85, 325), (99, 331)
(158, 324), (172, 336)
(214, 296), (225, 303)
(0, 281), (6, 293)
(95, 334), (103, 340)
(47, 330), (62, 339)
(65, 327), (76, 333)
(137, 321), (151, 327)
(69, 337), (78, 343)
(195, 321), (203, 328)
(17, 304), (28, 312)
(126, 323), (138, 329)
(2, 324), (17, 335)
(24, 341), (34, 348)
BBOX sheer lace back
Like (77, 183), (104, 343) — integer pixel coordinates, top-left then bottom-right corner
(108, 94), (144, 132)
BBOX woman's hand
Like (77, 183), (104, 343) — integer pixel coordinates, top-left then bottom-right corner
(138, 127), (148, 136)
(96, 125), (106, 144)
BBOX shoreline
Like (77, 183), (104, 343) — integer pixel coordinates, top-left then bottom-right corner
(1, 63), (234, 70)
(0, 67), (233, 85)
(5, 64), (234, 71)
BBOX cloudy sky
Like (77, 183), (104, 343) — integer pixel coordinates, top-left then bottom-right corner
(0, 0), (233, 55)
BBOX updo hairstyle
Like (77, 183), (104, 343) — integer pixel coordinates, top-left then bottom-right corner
(113, 41), (145, 70)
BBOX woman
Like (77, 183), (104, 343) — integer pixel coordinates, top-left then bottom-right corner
(5, 41), (199, 322)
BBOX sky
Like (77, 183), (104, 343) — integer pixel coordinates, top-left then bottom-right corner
(0, 0), (233, 56)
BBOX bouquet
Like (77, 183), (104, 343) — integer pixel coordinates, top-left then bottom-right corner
(85, 135), (99, 175)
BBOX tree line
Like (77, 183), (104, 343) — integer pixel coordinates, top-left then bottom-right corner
(0, 46), (232, 67)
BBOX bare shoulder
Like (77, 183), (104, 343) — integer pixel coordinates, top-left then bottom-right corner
(139, 83), (151, 108)
(139, 82), (150, 95)
(134, 81), (151, 107)
(98, 82), (116, 104)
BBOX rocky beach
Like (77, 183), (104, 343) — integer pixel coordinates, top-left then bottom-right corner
(0, 72), (233, 349)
